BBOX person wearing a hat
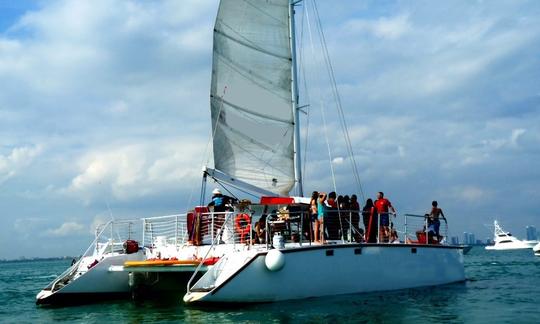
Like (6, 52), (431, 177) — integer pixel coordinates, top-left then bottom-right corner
(207, 188), (238, 243)
(208, 188), (227, 213)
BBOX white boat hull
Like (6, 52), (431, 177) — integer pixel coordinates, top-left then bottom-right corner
(184, 244), (465, 303)
(36, 243), (234, 305)
(36, 252), (145, 305)
(524, 240), (539, 248)
(533, 242), (540, 256)
(485, 244), (531, 250)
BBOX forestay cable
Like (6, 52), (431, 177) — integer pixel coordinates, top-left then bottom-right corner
(311, 0), (365, 202)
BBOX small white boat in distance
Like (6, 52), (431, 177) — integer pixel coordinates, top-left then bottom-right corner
(534, 242), (540, 256)
(485, 221), (533, 250)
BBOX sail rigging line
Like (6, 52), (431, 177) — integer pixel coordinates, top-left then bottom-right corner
(311, 0), (365, 203)
(304, 0), (338, 193)
(218, 126), (294, 181)
(319, 80), (345, 243)
(303, 1), (346, 242)
(215, 27), (291, 61)
(219, 122), (284, 157)
(215, 180), (240, 201)
(210, 175), (261, 200)
(215, 54), (291, 102)
(243, 0), (287, 25)
(192, 85), (229, 207)
(304, 1), (342, 240)
(212, 96), (292, 125)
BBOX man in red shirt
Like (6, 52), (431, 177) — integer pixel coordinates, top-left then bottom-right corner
(374, 192), (396, 242)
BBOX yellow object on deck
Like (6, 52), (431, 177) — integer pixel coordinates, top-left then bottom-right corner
(124, 259), (200, 267)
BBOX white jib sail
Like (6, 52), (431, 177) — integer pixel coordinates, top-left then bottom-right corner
(211, 0), (295, 196)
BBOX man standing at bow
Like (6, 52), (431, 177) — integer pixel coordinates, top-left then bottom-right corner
(374, 191), (397, 243)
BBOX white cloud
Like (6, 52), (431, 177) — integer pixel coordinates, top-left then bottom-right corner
(0, 145), (42, 184)
(449, 186), (493, 205)
(510, 128), (526, 147)
(373, 14), (411, 39)
(64, 138), (206, 202)
(107, 100), (129, 114)
(346, 14), (411, 40)
(332, 157), (344, 165)
(46, 221), (86, 237)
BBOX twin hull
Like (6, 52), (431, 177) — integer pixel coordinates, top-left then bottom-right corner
(36, 252), (144, 305)
(185, 244), (465, 303)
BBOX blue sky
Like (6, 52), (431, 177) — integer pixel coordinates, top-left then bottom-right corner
(1, 0), (539, 259)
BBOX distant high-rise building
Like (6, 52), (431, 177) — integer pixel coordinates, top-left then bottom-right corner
(526, 226), (537, 241)
(451, 236), (459, 245)
(461, 232), (476, 245)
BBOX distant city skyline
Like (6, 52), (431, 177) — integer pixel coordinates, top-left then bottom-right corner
(453, 225), (539, 245)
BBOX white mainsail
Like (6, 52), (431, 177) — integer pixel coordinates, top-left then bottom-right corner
(210, 0), (295, 196)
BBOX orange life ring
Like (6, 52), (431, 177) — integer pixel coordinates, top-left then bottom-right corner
(234, 213), (251, 243)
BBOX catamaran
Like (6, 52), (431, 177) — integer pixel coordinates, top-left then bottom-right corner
(37, 0), (466, 306)
(182, 0), (466, 304)
(485, 220), (537, 251)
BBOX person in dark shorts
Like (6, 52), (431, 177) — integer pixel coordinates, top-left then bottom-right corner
(429, 200), (447, 242)
(374, 192), (396, 243)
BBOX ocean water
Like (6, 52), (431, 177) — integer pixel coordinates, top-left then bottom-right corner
(1, 247), (539, 323)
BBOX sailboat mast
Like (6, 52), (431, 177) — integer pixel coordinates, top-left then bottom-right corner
(289, 0), (303, 197)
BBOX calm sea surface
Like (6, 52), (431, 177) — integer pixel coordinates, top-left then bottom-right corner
(1, 247), (539, 323)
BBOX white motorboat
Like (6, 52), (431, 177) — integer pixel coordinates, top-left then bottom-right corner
(485, 220), (533, 251)
(182, 0), (465, 304)
(533, 242), (540, 256)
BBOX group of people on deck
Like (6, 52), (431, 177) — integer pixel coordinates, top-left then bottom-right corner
(310, 191), (446, 244)
(310, 191), (399, 243)
(207, 187), (447, 245)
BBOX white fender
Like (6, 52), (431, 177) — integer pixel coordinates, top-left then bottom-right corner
(265, 249), (285, 272)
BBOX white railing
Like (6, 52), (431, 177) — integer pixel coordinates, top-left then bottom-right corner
(403, 213), (448, 245)
(94, 219), (141, 255)
(190, 211), (254, 247)
(142, 214), (188, 248)
(47, 219), (140, 292)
